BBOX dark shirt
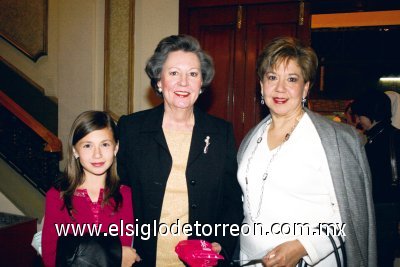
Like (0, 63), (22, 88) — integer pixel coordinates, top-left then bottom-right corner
(364, 121), (400, 204)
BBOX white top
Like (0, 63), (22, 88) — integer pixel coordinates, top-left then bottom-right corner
(385, 90), (400, 129)
(238, 113), (343, 266)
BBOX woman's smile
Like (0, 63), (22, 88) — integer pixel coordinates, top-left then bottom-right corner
(273, 97), (288, 104)
(174, 91), (191, 97)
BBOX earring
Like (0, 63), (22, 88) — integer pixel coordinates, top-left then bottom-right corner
(72, 149), (79, 159)
(158, 87), (162, 93)
(261, 96), (265, 105)
(302, 98), (306, 108)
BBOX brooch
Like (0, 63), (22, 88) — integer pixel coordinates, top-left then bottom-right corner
(203, 136), (210, 154)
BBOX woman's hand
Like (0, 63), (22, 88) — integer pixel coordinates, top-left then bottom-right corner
(211, 242), (222, 254)
(121, 246), (141, 267)
(262, 240), (307, 267)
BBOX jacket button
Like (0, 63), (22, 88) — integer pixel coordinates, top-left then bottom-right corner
(190, 180), (196, 185)
(191, 204), (197, 209)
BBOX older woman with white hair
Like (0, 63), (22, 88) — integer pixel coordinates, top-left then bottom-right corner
(117, 34), (243, 267)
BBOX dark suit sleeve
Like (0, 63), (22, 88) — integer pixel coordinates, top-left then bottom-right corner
(116, 116), (143, 252)
(117, 115), (129, 185)
(214, 123), (244, 259)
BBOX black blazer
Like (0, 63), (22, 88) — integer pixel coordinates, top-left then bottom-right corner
(117, 104), (243, 267)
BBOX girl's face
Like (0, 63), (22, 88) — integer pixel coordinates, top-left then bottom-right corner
(157, 50), (203, 111)
(73, 128), (118, 180)
(260, 59), (309, 118)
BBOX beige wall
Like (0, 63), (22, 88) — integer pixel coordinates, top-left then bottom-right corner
(57, 0), (105, 165)
(0, 0), (59, 97)
(0, 158), (44, 219)
(133, 0), (179, 111)
(0, 192), (23, 215)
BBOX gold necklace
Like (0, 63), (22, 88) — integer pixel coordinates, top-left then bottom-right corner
(244, 111), (304, 222)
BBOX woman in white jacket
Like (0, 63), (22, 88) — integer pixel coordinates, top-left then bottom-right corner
(237, 37), (376, 267)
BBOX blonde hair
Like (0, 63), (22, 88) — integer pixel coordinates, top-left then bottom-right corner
(257, 37), (318, 88)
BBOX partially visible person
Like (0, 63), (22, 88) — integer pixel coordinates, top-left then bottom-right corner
(385, 90), (400, 129)
(344, 100), (357, 127)
(344, 100), (361, 130)
(117, 35), (243, 266)
(343, 101), (367, 144)
(352, 90), (400, 267)
(42, 111), (139, 267)
(237, 36), (376, 266)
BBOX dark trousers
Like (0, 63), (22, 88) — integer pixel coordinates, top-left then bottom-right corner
(375, 202), (399, 267)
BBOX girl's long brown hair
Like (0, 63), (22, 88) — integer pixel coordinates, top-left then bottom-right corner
(55, 111), (122, 218)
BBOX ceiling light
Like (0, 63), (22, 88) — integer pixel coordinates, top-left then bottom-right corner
(379, 77), (400, 82)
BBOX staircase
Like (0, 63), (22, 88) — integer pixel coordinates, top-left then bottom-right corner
(0, 91), (62, 195)
(0, 58), (62, 267)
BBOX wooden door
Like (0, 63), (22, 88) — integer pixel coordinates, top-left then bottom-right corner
(182, 5), (246, 145)
(180, 1), (311, 144)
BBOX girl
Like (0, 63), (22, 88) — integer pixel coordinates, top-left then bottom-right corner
(42, 111), (139, 267)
